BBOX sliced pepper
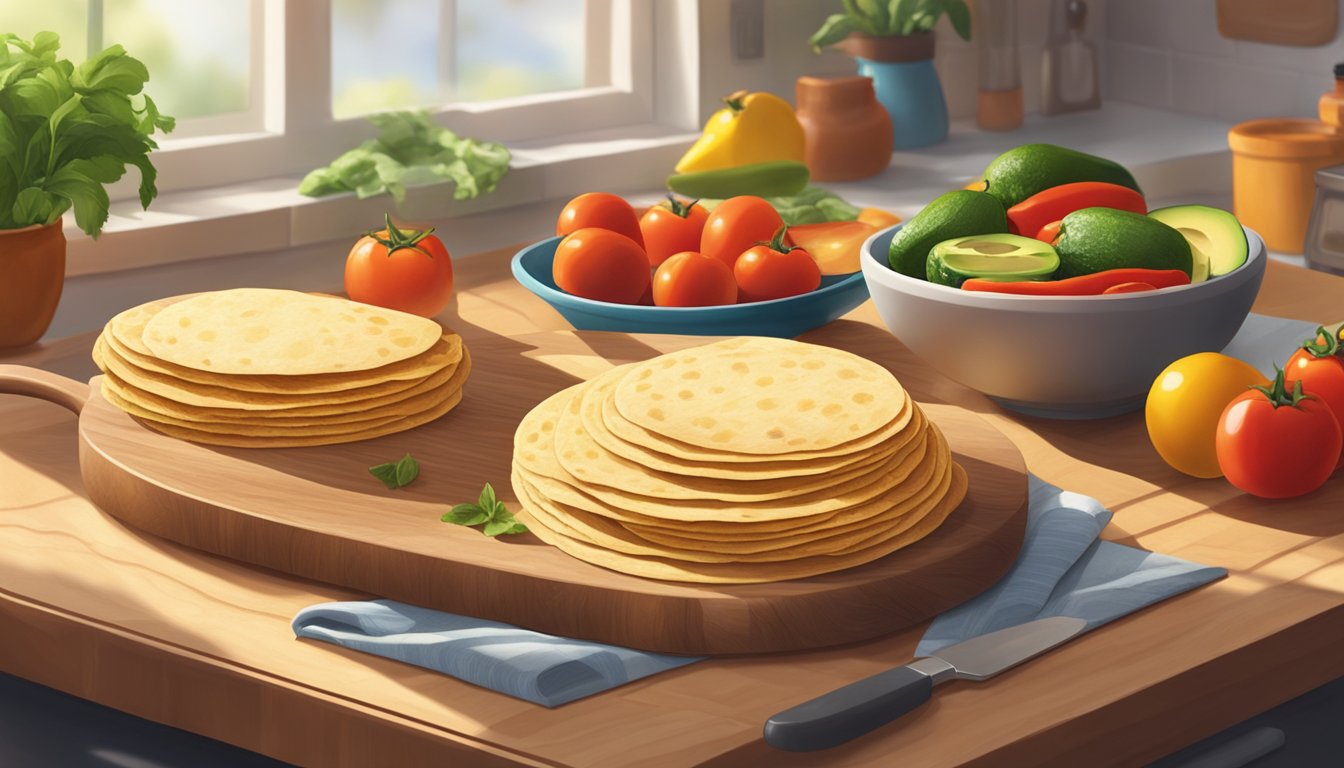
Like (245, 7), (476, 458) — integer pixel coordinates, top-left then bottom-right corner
(961, 268), (1191, 295)
(1007, 182), (1147, 238)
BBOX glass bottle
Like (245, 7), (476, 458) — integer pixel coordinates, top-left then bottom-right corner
(976, 0), (1024, 131)
(1041, 0), (1100, 114)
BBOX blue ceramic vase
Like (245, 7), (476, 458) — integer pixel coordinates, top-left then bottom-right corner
(856, 57), (948, 149)
(839, 32), (948, 150)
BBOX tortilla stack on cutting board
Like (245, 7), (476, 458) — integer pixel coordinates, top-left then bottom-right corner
(91, 288), (470, 447)
(511, 337), (967, 584)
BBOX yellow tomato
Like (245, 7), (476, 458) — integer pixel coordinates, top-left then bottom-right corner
(1145, 353), (1268, 478)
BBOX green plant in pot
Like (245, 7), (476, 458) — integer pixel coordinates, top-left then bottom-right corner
(810, 0), (971, 150)
(0, 32), (173, 349)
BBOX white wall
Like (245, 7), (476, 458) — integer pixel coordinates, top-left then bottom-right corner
(1106, 0), (1341, 122)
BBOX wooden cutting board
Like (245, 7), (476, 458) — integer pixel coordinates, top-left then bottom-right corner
(3, 327), (1027, 655)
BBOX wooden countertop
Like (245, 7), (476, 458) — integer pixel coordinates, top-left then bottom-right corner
(2, 252), (1343, 767)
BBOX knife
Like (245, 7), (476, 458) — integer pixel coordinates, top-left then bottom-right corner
(763, 616), (1089, 752)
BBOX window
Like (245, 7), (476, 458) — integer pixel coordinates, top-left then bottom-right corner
(0, 0), (263, 137)
(4, 0), (657, 199)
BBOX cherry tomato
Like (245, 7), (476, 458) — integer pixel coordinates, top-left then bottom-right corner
(557, 193), (645, 248)
(652, 251), (737, 307)
(552, 228), (650, 305)
(1284, 324), (1344, 469)
(701, 196), (784, 269)
(639, 195), (709, 269)
(345, 214), (455, 318)
(1146, 353), (1267, 478)
(1215, 368), (1342, 498)
(733, 225), (821, 303)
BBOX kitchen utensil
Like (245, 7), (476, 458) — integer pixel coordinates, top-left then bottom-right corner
(860, 224), (1267, 419)
(764, 616), (1088, 751)
(1305, 164), (1344, 277)
(0, 326), (1028, 656)
(1229, 119), (1344, 254)
(512, 236), (869, 337)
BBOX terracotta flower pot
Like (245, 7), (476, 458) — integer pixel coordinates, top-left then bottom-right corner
(796, 76), (894, 181)
(0, 222), (66, 349)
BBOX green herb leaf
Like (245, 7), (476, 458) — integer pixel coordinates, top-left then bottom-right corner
(0, 33), (171, 237)
(944, 0), (973, 41)
(369, 452), (419, 490)
(299, 110), (510, 205)
(442, 483), (529, 536)
(442, 503), (490, 526)
(394, 453), (420, 487)
(809, 13), (861, 51)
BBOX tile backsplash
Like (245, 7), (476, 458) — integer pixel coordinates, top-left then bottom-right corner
(1106, 0), (1342, 123)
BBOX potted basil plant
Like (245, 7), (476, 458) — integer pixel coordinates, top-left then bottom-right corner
(0, 32), (173, 348)
(810, 0), (971, 149)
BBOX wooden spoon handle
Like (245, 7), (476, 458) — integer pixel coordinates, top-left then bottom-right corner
(0, 364), (90, 415)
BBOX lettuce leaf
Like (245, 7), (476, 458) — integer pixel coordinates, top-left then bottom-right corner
(299, 110), (511, 204)
(0, 33), (172, 236)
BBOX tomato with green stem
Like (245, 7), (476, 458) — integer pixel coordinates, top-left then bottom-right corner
(345, 213), (455, 317)
(733, 225), (821, 303)
(1284, 321), (1344, 469)
(1216, 366), (1342, 498)
(639, 195), (710, 268)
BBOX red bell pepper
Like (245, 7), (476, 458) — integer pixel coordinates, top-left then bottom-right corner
(961, 268), (1190, 296)
(1008, 182), (1147, 238)
(1035, 220), (1063, 244)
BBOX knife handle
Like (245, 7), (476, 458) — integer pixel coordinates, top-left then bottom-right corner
(763, 665), (933, 752)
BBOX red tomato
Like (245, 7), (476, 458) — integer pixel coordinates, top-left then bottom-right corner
(701, 196), (784, 268)
(552, 228), (650, 305)
(1285, 325), (1344, 468)
(1215, 369), (1343, 498)
(652, 251), (737, 307)
(733, 225), (821, 303)
(557, 193), (645, 248)
(639, 196), (709, 268)
(345, 214), (455, 317)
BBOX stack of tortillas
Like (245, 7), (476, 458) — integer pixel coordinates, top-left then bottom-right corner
(91, 288), (470, 447)
(511, 337), (966, 584)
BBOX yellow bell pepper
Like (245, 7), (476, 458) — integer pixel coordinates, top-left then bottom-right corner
(674, 90), (805, 174)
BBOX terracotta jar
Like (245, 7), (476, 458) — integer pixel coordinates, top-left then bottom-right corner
(0, 222), (66, 349)
(795, 76), (894, 182)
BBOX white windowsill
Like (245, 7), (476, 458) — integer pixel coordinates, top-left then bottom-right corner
(65, 122), (701, 278)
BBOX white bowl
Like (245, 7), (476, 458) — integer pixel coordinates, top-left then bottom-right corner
(859, 224), (1268, 419)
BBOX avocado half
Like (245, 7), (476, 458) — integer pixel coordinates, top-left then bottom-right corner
(1148, 205), (1248, 279)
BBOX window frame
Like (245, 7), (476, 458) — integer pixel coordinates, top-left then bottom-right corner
(108, 0), (656, 202)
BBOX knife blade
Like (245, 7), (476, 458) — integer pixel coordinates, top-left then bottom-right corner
(763, 616), (1088, 752)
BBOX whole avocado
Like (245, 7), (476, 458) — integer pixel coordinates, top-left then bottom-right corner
(1054, 207), (1193, 279)
(983, 144), (1142, 208)
(887, 190), (1008, 278)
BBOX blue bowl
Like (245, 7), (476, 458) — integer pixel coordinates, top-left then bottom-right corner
(511, 236), (870, 337)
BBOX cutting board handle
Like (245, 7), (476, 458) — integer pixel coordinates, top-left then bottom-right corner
(0, 365), (89, 415)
